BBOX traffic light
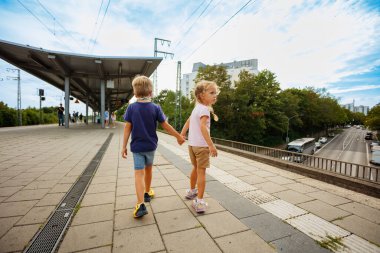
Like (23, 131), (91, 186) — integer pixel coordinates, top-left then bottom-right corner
(39, 89), (44, 96)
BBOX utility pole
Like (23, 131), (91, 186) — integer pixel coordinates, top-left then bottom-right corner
(153, 38), (174, 96)
(7, 68), (22, 126)
(174, 61), (182, 130)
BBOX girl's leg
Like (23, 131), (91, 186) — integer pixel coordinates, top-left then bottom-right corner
(190, 166), (197, 189)
(196, 167), (206, 199)
(135, 169), (145, 204)
(144, 165), (153, 193)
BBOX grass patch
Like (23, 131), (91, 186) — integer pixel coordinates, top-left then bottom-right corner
(73, 204), (81, 215)
(317, 235), (345, 251)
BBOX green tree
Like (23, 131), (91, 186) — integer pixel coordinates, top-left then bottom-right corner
(366, 105), (380, 130)
(0, 102), (17, 127)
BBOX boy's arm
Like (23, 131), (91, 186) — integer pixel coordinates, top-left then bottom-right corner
(180, 118), (190, 138)
(161, 121), (185, 145)
(200, 116), (217, 157)
(121, 122), (132, 158)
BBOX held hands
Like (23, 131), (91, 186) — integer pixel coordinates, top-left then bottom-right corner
(209, 144), (218, 157)
(177, 135), (186, 145)
(121, 147), (128, 158)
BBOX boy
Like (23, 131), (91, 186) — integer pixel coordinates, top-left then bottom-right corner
(121, 75), (185, 218)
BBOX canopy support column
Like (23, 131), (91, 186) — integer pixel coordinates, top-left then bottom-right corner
(100, 80), (105, 129)
(64, 77), (70, 128)
(85, 97), (89, 125)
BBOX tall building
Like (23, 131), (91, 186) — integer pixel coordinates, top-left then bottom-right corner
(180, 59), (259, 98)
(341, 100), (370, 115)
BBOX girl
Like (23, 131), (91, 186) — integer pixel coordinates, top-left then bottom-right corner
(181, 80), (219, 213)
(110, 112), (116, 128)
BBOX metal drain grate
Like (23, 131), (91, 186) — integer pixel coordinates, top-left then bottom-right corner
(24, 210), (72, 253)
(24, 133), (113, 253)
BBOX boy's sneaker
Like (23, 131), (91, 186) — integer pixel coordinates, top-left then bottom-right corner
(144, 188), (155, 202)
(133, 203), (148, 218)
(192, 199), (208, 213)
(185, 188), (198, 200)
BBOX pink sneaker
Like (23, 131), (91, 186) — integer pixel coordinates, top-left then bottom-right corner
(192, 199), (208, 213)
(185, 189), (198, 200)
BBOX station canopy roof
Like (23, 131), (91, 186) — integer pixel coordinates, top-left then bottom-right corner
(0, 39), (162, 111)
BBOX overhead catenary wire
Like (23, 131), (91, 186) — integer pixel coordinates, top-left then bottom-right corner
(87, 0), (104, 52)
(36, 0), (85, 51)
(174, 0), (214, 50)
(16, 0), (74, 52)
(182, 0), (255, 62)
(174, 0), (222, 57)
(179, 0), (207, 29)
(89, 0), (111, 53)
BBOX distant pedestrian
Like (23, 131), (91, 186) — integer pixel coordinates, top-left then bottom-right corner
(105, 110), (109, 128)
(57, 103), (64, 126)
(79, 113), (83, 122)
(121, 75), (185, 218)
(181, 80), (219, 213)
(110, 112), (116, 128)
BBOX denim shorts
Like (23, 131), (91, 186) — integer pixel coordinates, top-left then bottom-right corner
(132, 151), (155, 170)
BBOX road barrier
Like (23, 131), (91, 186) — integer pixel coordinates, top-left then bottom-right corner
(212, 137), (380, 197)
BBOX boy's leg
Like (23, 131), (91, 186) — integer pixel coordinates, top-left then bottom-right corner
(135, 169), (145, 204)
(144, 164), (153, 193)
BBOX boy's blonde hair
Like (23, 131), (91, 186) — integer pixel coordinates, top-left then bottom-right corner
(132, 75), (153, 97)
(193, 80), (220, 121)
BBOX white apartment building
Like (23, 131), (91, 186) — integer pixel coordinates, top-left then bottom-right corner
(354, 105), (369, 115)
(180, 59), (259, 98)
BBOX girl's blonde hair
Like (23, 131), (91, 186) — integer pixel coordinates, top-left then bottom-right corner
(193, 80), (219, 121)
(132, 75), (153, 97)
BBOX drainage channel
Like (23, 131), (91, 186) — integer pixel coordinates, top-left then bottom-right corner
(24, 133), (113, 253)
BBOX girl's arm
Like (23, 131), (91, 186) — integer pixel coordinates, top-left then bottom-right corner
(180, 118), (190, 138)
(121, 122), (132, 158)
(200, 116), (217, 157)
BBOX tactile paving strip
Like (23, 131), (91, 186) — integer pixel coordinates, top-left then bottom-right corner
(241, 190), (278, 205)
(225, 181), (257, 193)
(337, 234), (380, 253)
(286, 213), (351, 241)
(259, 199), (308, 220)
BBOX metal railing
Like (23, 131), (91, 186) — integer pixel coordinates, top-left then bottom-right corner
(212, 137), (379, 183)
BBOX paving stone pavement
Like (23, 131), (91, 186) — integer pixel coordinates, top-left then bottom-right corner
(0, 124), (379, 253)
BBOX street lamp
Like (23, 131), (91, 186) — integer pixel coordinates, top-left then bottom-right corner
(286, 114), (298, 143)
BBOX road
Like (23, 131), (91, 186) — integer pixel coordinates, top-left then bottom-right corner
(315, 127), (371, 166)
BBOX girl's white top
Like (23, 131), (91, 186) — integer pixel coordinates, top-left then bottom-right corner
(188, 103), (210, 147)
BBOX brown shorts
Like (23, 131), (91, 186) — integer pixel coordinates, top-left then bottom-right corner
(188, 146), (210, 169)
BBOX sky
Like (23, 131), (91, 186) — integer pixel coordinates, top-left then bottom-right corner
(0, 0), (379, 114)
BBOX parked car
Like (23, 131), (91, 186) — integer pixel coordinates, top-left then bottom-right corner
(319, 137), (327, 144)
(328, 132), (335, 137)
(365, 134), (373, 140)
(370, 150), (380, 165)
(315, 142), (321, 149)
(371, 141), (379, 148)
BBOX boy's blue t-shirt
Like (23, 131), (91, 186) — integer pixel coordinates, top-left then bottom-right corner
(123, 102), (166, 153)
